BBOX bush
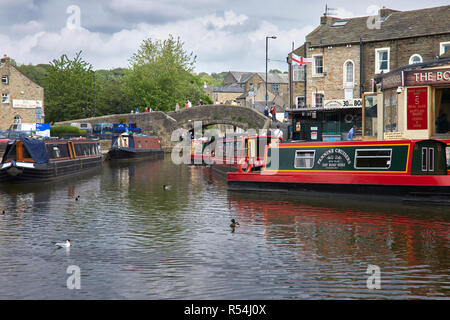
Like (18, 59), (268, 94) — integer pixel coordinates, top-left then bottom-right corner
(51, 125), (86, 136)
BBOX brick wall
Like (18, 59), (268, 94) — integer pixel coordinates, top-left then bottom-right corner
(0, 58), (44, 130)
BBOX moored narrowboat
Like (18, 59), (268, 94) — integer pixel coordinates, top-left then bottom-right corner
(227, 139), (450, 200)
(0, 137), (103, 183)
(108, 132), (164, 160)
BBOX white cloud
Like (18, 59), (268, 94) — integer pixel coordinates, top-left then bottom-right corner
(1, 10), (314, 73)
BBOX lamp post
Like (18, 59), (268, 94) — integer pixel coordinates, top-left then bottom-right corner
(265, 35), (277, 111)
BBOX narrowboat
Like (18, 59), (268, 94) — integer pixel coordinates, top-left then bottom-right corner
(108, 132), (163, 160)
(227, 139), (450, 201)
(0, 137), (103, 183)
(191, 134), (278, 175)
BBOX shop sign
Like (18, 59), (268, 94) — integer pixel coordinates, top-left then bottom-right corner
(407, 87), (428, 130)
(324, 99), (362, 108)
(384, 132), (405, 140)
(405, 68), (450, 86)
(12, 99), (43, 109)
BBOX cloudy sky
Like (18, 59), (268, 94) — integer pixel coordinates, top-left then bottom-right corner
(1, 0), (448, 73)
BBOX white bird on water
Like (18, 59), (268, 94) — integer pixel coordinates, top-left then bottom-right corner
(55, 240), (71, 248)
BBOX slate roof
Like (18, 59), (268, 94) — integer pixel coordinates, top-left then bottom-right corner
(227, 71), (288, 84)
(207, 83), (244, 93)
(306, 5), (450, 47)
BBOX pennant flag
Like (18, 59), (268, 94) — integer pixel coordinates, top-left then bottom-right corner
(292, 53), (312, 66)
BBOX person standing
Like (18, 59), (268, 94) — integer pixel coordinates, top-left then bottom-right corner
(144, 107), (149, 113)
(175, 102), (180, 112)
(264, 105), (269, 117)
(347, 125), (357, 141)
(199, 99), (204, 105)
(272, 123), (283, 142)
(271, 104), (277, 121)
(187, 100), (192, 108)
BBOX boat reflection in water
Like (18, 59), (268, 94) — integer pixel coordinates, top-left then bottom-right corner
(226, 191), (450, 298)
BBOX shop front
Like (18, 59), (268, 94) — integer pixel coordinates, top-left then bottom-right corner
(375, 58), (450, 141)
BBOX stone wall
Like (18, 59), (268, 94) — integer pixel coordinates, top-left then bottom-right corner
(56, 104), (271, 149)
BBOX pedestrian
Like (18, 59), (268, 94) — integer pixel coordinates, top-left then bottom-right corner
(264, 105), (269, 117)
(175, 102), (180, 112)
(144, 107), (149, 113)
(347, 125), (357, 141)
(199, 99), (204, 105)
(185, 101), (189, 109)
(271, 104), (277, 121)
(135, 108), (140, 113)
(187, 100), (192, 108)
(272, 123), (283, 142)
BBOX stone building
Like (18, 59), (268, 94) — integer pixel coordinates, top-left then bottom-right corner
(221, 71), (289, 111)
(287, 5), (450, 141)
(0, 55), (44, 130)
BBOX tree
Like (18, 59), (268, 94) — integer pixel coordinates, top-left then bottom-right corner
(124, 35), (207, 112)
(43, 51), (95, 122)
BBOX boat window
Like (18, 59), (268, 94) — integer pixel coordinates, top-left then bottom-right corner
(446, 147), (450, 169)
(429, 148), (434, 172)
(46, 143), (70, 159)
(294, 150), (315, 169)
(355, 149), (392, 169)
(74, 143), (98, 157)
(421, 148), (427, 171)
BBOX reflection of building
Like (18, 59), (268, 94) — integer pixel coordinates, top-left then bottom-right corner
(0, 55), (45, 130)
(376, 56), (450, 140)
(287, 5), (450, 141)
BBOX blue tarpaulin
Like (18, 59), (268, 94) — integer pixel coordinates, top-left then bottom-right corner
(21, 138), (49, 163)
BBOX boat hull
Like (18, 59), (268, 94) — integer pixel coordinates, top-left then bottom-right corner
(108, 147), (164, 160)
(0, 156), (103, 183)
(227, 171), (450, 202)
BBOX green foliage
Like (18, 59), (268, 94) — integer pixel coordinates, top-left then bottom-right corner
(50, 125), (85, 135)
(43, 51), (95, 122)
(123, 35), (206, 112)
(16, 64), (51, 86)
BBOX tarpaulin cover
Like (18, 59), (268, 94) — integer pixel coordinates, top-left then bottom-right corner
(22, 138), (50, 163)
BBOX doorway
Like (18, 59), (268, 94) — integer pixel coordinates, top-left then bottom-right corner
(435, 87), (450, 134)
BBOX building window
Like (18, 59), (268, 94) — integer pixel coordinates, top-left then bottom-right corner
(440, 42), (450, 55)
(271, 83), (280, 93)
(375, 48), (390, 74)
(296, 96), (305, 108)
(1, 93), (9, 103)
(313, 55), (323, 75)
(13, 115), (22, 124)
(409, 54), (423, 64)
(344, 61), (354, 84)
(383, 89), (398, 133)
(249, 83), (254, 90)
(345, 88), (354, 99)
(314, 93), (324, 108)
(293, 65), (305, 81)
(1, 75), (8, 84)
(294, 150), (315, 169)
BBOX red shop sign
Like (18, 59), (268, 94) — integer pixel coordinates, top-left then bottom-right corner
(407, 87), (428, 130)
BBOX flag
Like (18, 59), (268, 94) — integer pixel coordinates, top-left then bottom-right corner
(292, 53), (312, 66)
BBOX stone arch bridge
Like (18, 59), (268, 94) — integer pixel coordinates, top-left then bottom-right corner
(56, 104), (272, 149)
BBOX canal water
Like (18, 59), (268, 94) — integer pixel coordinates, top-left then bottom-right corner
(0, 156), (449, 299)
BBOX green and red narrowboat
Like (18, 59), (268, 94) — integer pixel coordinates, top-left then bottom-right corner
(227, 139), (450, 201)
(108, 132), (164, 160)
(0, 137), (103, 183)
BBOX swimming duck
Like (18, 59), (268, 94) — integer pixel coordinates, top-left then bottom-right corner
(230, 219), (240, 228)
(55, 240), (71, 248)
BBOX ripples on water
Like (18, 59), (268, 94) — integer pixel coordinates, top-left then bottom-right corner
(0, 157), (449, 299)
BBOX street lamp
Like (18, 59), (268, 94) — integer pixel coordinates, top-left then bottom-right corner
(265, 35), (277, 111)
